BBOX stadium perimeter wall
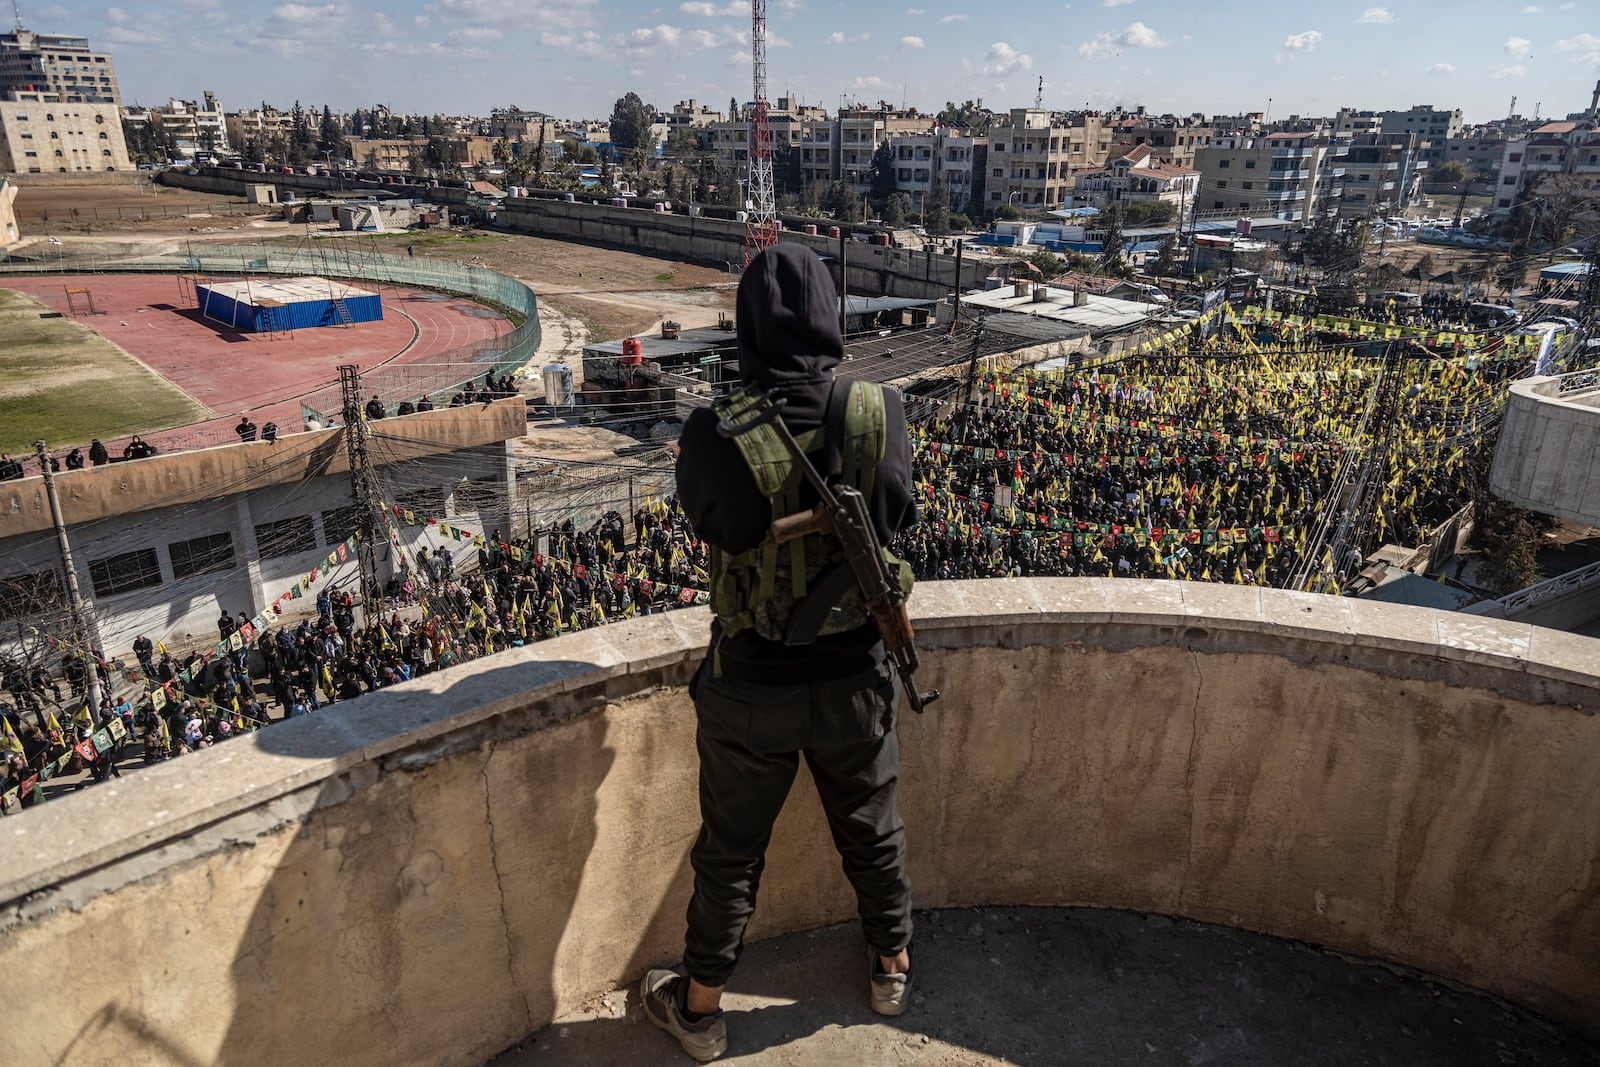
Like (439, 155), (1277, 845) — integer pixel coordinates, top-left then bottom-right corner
(1, 581), (1597, 1066)
(157, 169), (990, 301)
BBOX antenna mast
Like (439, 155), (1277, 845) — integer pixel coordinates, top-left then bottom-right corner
(12, 0), (23, 33)
(1034, 76), (1044, 109)
(744, 0), (779, 267)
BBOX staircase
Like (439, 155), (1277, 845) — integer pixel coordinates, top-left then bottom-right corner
(331, 297), (355, 328)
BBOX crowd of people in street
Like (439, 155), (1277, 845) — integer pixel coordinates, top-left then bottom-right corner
(0, 302), (1545, 810)
(894, 326), (1506, 591)
(0, 498), (715, 808)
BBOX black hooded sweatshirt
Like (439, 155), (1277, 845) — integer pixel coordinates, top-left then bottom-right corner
(676, 243), (916, 683)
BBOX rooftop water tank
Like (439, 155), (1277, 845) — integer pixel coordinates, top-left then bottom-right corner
(621, 338), (644, 365)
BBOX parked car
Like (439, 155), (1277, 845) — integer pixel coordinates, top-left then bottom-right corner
(1466, 302), (1519, 328)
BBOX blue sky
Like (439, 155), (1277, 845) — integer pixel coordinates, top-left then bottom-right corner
(31, 0), (1600, 122)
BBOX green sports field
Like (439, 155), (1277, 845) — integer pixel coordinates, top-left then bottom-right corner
(0, 287), (209, 455)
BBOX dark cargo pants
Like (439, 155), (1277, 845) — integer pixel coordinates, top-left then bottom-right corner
(682, 654), (913, 987)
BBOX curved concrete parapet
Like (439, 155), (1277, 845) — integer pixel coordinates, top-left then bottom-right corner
(1490, 371), (1600, 525)
(1, 581), (1598, 1065)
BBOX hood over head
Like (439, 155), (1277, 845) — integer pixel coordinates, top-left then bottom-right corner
(736, 244), (842, 389)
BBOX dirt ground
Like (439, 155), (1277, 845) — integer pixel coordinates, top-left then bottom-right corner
(392, 230), (738, 342)
(9, 175), (256, 230)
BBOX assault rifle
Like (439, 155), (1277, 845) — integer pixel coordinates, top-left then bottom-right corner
(717, 394), (939, 713)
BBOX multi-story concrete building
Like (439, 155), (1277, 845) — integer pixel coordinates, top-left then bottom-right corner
(1194, 132), (1346, 221)
(1436, 133), (1509, 177)
(1373, 105), (1464, 165)
(1337, 134), (1428, 218)
(0, 27), (119, 105)
(1494, 119), (1600, 215)
(122, 92), (229, 159)
(485, 108), (559, 145)
(0, 92), (129, 173)
(1104, 114), (1213, 168)
(884, 128), (977, 211)
(1334, 109), (1383, 139)
(985, 108), (1115, 210)
(1072, 145), (1199, 212)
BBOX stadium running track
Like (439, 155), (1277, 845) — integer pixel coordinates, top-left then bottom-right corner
(4, 273), (515, 456)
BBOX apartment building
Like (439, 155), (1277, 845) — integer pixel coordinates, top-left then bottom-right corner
(1104, 115), (1213, 168)
(485, 108), (559, 144)
(0, 92), (129, 172)
(0, 28), (119, 105)
(1495, 119), (1600, 214)
(122, 91), (230, 158)
(1380, 105), (1463, 147)
(1337, 134), (1428, 218)
(883, 128), (978, 210)
(1194, 132), (1346, 221)
(985, 107), (1115, 210)
(1072, 145), (1199, 211)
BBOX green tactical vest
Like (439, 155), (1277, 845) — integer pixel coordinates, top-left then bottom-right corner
(708, 380), (915, 645)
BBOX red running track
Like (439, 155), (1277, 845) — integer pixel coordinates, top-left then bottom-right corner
(4, 274), (513, 455)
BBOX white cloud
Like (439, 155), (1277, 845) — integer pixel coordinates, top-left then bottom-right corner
(1428, 62), (1455, 74)
(456, 26), (502, 41)
(1356, 6), (1394, 23)
(1078, 21), (1167, 59)
(906, 6), (925, 13)
(1520, 4), (1544, 12)
(939, 13), (968, 22)
(851, 75), (891, 91)
(1492, 64), (1527, 79)
(900, 35), (925, 48)
(1503, 35), (1532, 55)
(678, 1), (743, 14)
(1282, 29), (1321, 52)
(822, 31), (845, 45)
(1102, 0), (1135, 6)
(984, 40), (1032, 75)
(1554, 33), (1600, 65)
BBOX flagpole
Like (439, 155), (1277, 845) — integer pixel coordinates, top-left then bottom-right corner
(35, 440), (104, 726)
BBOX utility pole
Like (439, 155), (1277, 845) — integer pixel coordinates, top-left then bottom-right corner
(337, 365), (388, 629)
(34, 441), (103, 725)
(838, 223), (848, 338)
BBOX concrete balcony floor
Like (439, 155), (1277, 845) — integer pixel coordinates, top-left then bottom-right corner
(497, 908), (1599, 1066)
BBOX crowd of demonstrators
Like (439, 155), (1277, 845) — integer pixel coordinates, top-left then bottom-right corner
(1265, 290), (1511, 332)
(894, 330), (1500, 592)
(0, 497), (714, 808)
(408, 500), (711, 651)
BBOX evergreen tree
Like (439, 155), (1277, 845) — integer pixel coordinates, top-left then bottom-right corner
(317, 105), (345, 160)
(868, 140), (897, 203)
(924, 181), (951, 236)
(1099, 205), (1129, 277)
(881, 192), (911, 227)
(609, 92), (655, 153)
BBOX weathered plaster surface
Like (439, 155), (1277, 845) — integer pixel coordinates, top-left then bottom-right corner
(1, 580), (1596, 1065)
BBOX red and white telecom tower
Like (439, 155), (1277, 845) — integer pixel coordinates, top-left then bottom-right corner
(743, 0), (780, 266)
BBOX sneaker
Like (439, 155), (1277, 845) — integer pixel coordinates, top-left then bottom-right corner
(868, 945), (912, 1017)
(640, 968), (728, 1063)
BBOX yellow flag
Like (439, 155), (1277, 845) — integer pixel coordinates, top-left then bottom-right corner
(0, 717), (22, 755)
(73, 705), (93, 729)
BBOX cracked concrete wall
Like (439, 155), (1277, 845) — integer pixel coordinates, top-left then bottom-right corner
(1, 580), (1597, 1065)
